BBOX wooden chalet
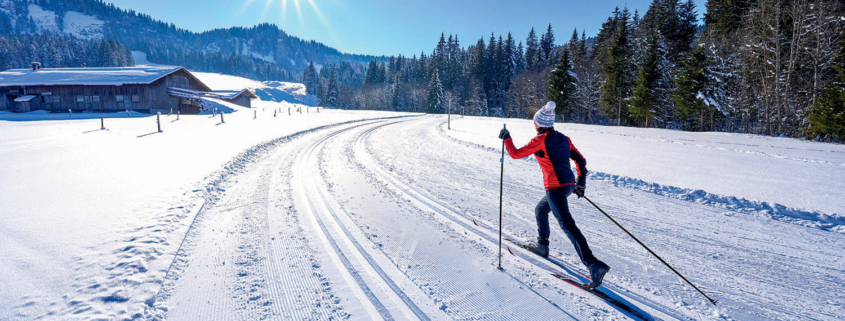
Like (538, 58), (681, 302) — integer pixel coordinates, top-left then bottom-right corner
(0, 64), (216, 114)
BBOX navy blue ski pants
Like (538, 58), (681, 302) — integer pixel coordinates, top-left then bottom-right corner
(535, 185), (597, 268)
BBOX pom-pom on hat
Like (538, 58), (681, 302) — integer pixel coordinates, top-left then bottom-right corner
(534, 101), (556, 127)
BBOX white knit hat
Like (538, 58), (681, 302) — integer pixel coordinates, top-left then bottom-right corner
(534, 101), (556, 127)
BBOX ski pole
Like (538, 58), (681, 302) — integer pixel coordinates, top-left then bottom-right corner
(582, 195), (718, 305)
(498, 124), (506, 270)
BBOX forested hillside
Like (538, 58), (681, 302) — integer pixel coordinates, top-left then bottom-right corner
(307, 0), (845, 141)
(0, 0), (382, 80)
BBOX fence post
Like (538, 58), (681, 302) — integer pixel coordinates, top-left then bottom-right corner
(288, 107), (291, 115)
(157, 112), (162, 132)
(101, 117), (104, 130)
(274, 110), (277, 117)
(221, 111), (225, 123)
(177, 110), (180, 120)
(254, 110), (257, 119)
(68, 109), (72, 117)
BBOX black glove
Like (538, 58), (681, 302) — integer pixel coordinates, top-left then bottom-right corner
(499, 128), (511, 140)
(499, 128), (511, 139)
(574, 176), (586, 198)
(574, 185), (585, 198)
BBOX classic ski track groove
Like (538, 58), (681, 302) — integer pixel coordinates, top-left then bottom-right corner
(352, 117), (694, 321)
(153, 116), (411, 320)
(266, 147), (347, 320)
(295, 120), (431, 321)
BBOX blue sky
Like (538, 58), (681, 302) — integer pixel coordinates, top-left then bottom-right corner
(108, 0), (707, 57)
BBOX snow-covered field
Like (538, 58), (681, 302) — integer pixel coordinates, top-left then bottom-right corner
(0, 104), (410, 319)
(1, 109), (843, 320)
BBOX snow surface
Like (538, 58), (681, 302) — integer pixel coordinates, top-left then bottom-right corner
(23, 5), (102, 40)
(27, 4), (58, 33)
(2, 98), (844, 319)
(0, 105), (409, 320)
(63, 11), (104, 40)
(131, 51), (158, 67)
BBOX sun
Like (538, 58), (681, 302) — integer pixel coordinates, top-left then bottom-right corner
(240, 0), (339, 46)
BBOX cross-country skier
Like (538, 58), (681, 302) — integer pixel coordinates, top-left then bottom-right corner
(498, 101), (610, 290)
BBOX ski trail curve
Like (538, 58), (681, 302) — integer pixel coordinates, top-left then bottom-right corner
(293, 120), (432, 320)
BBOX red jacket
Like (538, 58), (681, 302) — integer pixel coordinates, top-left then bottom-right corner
(504, 128), (587, 190)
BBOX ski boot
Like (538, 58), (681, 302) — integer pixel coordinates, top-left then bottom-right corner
(587, 260), (610, 290)
(526, 238), (550, 258)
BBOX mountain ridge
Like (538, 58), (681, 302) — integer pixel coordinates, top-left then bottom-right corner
(0, 0), (384, 79)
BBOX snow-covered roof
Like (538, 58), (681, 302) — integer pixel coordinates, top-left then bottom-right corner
(0, 66), (210, 90)
(14, 95), (36, 102)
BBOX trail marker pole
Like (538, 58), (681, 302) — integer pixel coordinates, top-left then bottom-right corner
(156, 112), (162, 132)
(446, 92), (453, 130)
(498, 124), (506, 270)
(100, 117), (105, 130)
(254, 110), (257, 119)
(221, 111), (225, 123)
(177, 110), (180, 120)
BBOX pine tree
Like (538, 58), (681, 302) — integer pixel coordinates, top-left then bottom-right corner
(302, 61), (319, 95)
(548, 48), (576, 121)
(525, 28), (539, 72)
(364, 59), (379, 86)
(599, 7), (634, 126)
(705, 0), (752, 35)
(326, 67), (339, 107)
(426, 70), (446, 114)
(539, 24), (555, 70)
(671, 46), (709, 130)
(515, 41), (527, 74)
(628, 31), (661, 127)
(805, 25), (845, 141)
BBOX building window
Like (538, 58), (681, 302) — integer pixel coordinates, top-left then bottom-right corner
(92, 96), (100, 102)
(116, 95), (124, 102)
(132, 95), (140, 103)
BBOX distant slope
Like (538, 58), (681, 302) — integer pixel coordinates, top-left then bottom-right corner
(191, 71), (319, 107)
(0, 0), (383, 79)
